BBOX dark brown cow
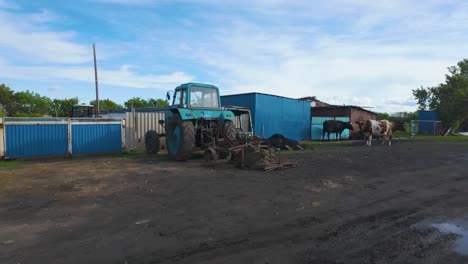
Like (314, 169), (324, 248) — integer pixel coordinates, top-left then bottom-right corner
(322, 120), (354, 141)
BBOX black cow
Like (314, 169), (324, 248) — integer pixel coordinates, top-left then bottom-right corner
(322, 120), (354, 141)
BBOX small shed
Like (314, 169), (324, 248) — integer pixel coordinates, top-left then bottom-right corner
(311, 106), (377, 140)
(221, 93), (311, 141)
(417, 110), (439, 135)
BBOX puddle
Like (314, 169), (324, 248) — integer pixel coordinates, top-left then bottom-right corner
(431, 221), (468, 255)
(456, 153), (468, 160)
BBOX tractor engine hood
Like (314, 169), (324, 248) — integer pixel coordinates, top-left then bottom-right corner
(169, 108), (235, 121)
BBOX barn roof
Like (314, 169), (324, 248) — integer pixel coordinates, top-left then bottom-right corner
(312, 105), (378, 116)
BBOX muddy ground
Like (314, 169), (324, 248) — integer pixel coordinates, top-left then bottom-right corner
(0, 140), (467, 264)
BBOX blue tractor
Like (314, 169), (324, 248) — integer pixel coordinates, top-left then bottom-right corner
(149, 83), (239, 160)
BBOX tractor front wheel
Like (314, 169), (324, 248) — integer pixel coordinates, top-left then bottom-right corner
(166, 114), (195, 161)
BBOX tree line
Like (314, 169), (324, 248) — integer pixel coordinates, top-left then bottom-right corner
(376, 111), (418, 123)
(412, 59), (468, 131)
(0, 84), (168, 117)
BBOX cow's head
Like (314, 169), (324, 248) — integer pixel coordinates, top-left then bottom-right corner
(345, 122), (354, 130)
(356, 121), (366, 130)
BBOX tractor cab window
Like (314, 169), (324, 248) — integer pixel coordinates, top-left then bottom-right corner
(190, 86), (219, 108)
(173, 89), (186, 106)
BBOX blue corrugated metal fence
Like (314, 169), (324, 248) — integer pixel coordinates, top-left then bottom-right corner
(2, 118), (123, 158)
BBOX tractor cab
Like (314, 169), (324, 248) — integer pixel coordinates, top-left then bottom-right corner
(69, 104), (95, 118)
(169, 83), (221, 109)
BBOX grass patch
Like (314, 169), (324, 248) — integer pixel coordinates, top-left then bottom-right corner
(393, 131), (411, 138)
(0, 159), (22, 169)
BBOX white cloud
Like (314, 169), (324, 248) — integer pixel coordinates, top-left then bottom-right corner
(0, 10), (90, 64)
(0, 64), (193, 89)
(48, 86), (62, 92)
(189, 25), (454, 112)
(92, 0), (157, 5)
(156, 0), (468, 113)
(0, 0), (17, 9)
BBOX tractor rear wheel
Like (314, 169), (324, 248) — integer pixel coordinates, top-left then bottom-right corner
(222, 120), (237, 142)
(219, 120), (237, 159)
(166, 114), (195, 161)
(144, 130), (160, 154)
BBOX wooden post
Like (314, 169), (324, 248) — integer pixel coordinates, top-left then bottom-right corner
(67, 118), (72, 157)
(93, 43), (100, 117)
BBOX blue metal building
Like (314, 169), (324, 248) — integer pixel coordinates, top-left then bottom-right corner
(221, 93), (311, 141)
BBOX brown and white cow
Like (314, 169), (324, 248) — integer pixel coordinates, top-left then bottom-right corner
(356, 119), (393, 146)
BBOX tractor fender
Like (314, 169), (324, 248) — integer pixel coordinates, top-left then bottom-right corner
(219, 110), (235, 122)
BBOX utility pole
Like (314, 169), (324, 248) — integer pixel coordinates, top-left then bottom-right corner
(93, 43), (100, 117)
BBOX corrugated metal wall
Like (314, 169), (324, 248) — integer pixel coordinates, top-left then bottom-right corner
(255, 94), (310, 140)
(71, 123), (122, 154)
(311, 117), (350, 140)
(221, 93), (310, 140)
(221, 93), (257, 125)
(125, 112), (165, 150)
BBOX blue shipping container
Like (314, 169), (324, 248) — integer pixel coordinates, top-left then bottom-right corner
(418, 110), (438, 135)
(221, 93), (310, 140)
(5, 124), (68, 157)
(72, 124), (122, 154)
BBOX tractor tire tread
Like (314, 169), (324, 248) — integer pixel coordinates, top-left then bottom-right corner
(223, 120), (237, 142)
(179, 120), (195, 160)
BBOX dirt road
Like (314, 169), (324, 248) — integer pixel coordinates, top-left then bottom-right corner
(1, 140), (467, 263)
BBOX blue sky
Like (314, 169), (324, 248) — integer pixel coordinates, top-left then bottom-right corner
(1, 0), (467, 112)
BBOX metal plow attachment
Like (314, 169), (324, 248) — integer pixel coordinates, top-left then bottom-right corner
(225, 144), (298, 171)
(205, 128), (298, 171)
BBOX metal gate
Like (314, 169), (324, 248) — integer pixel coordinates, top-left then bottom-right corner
(311, 116), (350, 140)
(2, 117), (123, 158)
